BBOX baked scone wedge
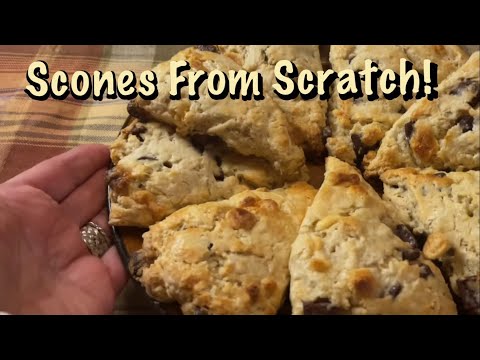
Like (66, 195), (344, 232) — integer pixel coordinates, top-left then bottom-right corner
(289, 157), (457, 315)
(108, 118), (286, 227)
(327, 45), (468, 170)
(366, 51), (479, 176)
(217, 45), (327, 159)
(130, 182), (316, 315)
(381, 167), (479, 314)
(128, 46), (307, 181)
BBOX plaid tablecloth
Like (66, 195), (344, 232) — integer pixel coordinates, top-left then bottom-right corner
(0, 45), (190, 314)
(0, 45), (190, 183)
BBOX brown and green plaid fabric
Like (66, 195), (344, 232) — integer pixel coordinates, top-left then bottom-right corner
(0, 45), (189, 183)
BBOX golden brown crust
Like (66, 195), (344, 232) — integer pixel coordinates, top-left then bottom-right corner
(289, 157), (457, 315)
(366, 51), (480, 176)
(134, 182), (317, 314)
(128, 47), (308, 180)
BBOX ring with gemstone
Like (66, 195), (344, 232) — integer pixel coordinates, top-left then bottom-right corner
(80, 222), (112, 257)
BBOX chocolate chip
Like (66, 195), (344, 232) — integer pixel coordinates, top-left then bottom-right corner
(214, 155), (222, 167)
(388, 283), (403, 298)
(163, 161), (173, 168)
(351, 133), (366, 168)
(457, 115), (474, 133)
(402, 248), (421, 261)
(195, 45), (219, 53)
(449, 78), (478, 96)
(214, 169), (225, 181)
(434, 172), (446, 177)
(128, 250), (154, 279)
(456, 276), (479, 315)
(131, 125), (147, 142)
(468, 92), (480, 108)
(303, 298), (345, 315)
(394, 224), (418, 248)
(207, 243), (213, 251)
(419, 264), (433, 278)
(399, 105), (407, 114)
(138, 155), (157, 161)
(404, 121), (414, 141)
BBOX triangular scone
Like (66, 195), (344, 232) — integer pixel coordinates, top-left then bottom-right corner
(108, 118), (286, 227)
(217, 45), (327, 159)
(366, 51), (480, 176)
(128, 47), (307, 181)
(326, 45), (468, 170)
(381, 168), (479, 314)
(130, 182), (317, 315)
(289, 157), (456, 315)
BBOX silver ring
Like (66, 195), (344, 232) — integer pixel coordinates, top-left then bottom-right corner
(81, 222), (111, 257)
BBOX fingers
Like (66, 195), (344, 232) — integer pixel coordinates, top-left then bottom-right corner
(102, 246), (128, 296)
(60, 168), (107, 227)
(5, 144), (110, 202)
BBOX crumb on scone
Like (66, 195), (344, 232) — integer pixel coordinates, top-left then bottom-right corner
(108, 118), (290, 227)
(381, 167), (480, 314)
(326, 45), (469, 171)
(366, 51), (479, 176)
(132, 182), (317, 315)
(127, 46), (308, 180)
(289, 157), (457, 315)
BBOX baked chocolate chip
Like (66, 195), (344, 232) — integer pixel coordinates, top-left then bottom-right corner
(303, 298), (345, 315)
(214, 169), (225, 182)
(394, 224), (418, 248)
(399, 105), (407, 114)
(402, 248), (421, 261)
(214, 155), (222, 167)
(404, 121), (414, 141)
(419, 264), (434, 278)
(128, 250), (154, 279)
(163, 161), (173, 168)
(449, 78), (478, 96)
(351, 133), (366, 168)
(456, 276), (479, 315)
(468, 92), (480, 108)
(457, 115), (474, 133)
(388, 283), (403, 298)
(207, 243), (213, 251)
(131, 125), (147, 142)
(434, 172), (446, 177)
(138, 155), (157, 161)
(195, 45), (219, 53)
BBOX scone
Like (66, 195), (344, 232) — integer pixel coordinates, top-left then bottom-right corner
(128, 46), (307, 181)
(108, 118), (286, 227)
(217, 45), (327, 159)
(289, 157), (457, 315)
(366, 51), (479, 176)
(381, 167), (479, 314)
(130, 182), (316, 315)
(326, 45), (468, 170)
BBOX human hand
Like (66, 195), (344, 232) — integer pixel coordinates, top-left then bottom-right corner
(0, 144), (127, 314)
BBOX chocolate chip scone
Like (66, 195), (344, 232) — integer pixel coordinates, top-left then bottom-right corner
(366, 51), (479, 176)
(289, 157), (457, 315)
(381, 167), (479, 314)
(217, 45), (327, 159)
(327, 45), (468, 170)
(130, 182), (316, 315)
(108, 118), (286, 227)
(128, 46), (307, 181)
